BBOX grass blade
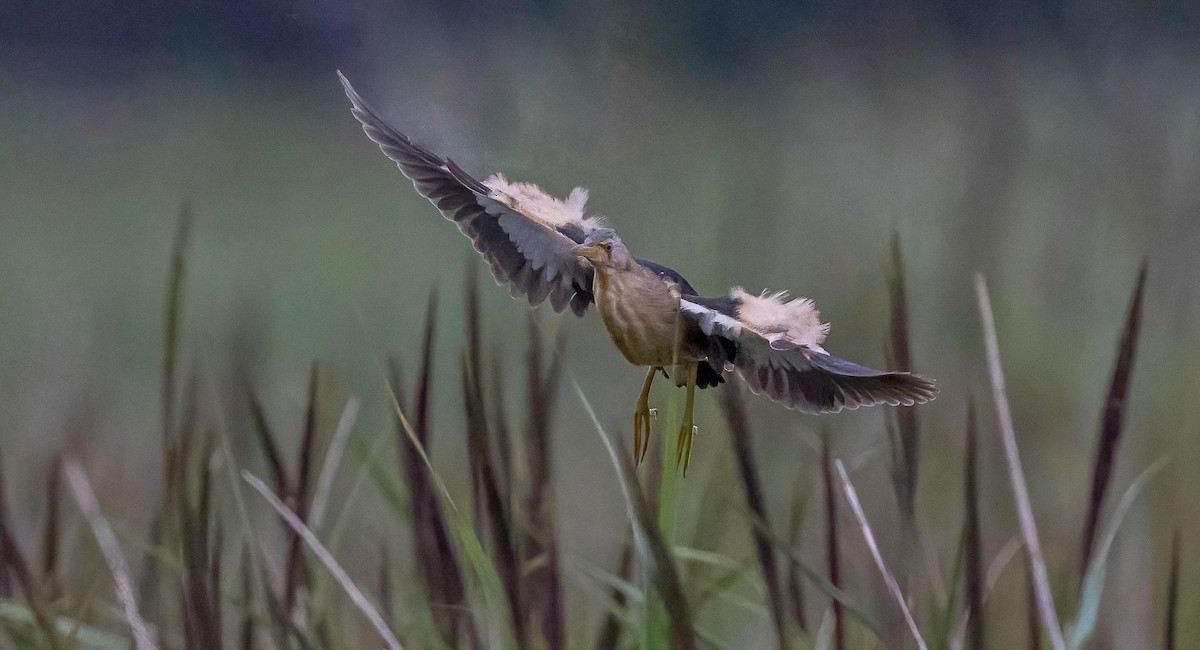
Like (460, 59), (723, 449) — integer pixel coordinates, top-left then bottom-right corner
(822, 438), (844, 650)
(389, 315), (477, 649)
(1025, 556), (1041, 650)
(975, 275), (1066, 650)
(461, 354), (523, 645)
(0, 448), (58, 647)
(834, 460), (928, 650)
(389, 383), (512, 647)
(523, 317), (565, 650)
(719, 384), (789, 650)
(245, 383), (289, 497)
(742, 508), (885, 641)
(885, 231), (919, 533)
(0, 602), (127, 650)
(461, 274), (524, 646)
(243, 471), (402, 650)
(239, 548), (254, 650)
(950, 537), (1023, 648)
(162, 202), (192, 446)
(593, 530), (634, 650)
(309, 396), (361, 530)
(964, 399), (984, 650)
(1068, 458), (1166, 648)
(40, 455), (62, 601)
(1164, 530), (1179, 650)
(1079, 263), (1147, 577)
(174, 428), (222, 650)
(572, 376), (696, 650)
(784, 473), (809, 634)
(284, 364), (321, 613)
(64, 460), (156, 650)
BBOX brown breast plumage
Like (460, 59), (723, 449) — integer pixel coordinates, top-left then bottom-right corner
(593, 266), (691, 367)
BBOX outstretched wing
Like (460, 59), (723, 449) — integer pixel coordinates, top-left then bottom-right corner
(340, 72), (597, 314)
(680, 292), (936, 413)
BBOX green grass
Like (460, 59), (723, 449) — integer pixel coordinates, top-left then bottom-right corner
(0, 215), (1179, 648)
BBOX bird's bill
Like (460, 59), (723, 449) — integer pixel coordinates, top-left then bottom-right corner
(571, 242), (603, 262)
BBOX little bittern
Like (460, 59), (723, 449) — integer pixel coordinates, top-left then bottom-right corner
(340, 72), (937, 472)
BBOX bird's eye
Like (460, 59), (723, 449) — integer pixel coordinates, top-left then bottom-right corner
(603, 243), (612, 252)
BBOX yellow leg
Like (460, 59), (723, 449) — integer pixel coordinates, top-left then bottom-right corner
(634, 367), (658, 464)
(675, 364), (698, 474)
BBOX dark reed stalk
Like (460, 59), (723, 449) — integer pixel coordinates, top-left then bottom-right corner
(246, 383), (290, 498)
(1025, 557), (1041, 650)
(463, 267), (490, 538)
(40, 455), (62, 601)
(461, 274), (524, 645)
(246, 367), (322, 631)
(461, 354), (524, 645)
(884, 233), (921, 616)
(163, 202), (192, 447)
(377, 547), (393, 630)
(137, 500), (168, 644)
(240, 548), (255, 650)
(784, 473), (808, 634)
(489, 349), (513, 505)
(390, 293), (476, 649)
(0, 447), (59, 647)
(522, 316), (566, 650)
(243, 383), (314, 649)
(1164, 531), (1179, 650)
(283, 364), (320, 615)
(719, 384), (790, 650)
(0, 450), (10, 601)
(822, 437), (844, 650)
(609, 430), (695, 650)
(172, 377), (221, 649)
(177, 434), (223, 650)
(964, 399), (984, 650)
(885, 232), (920, 532)
(259, 567), (293, 646)
(593, 528), (634, 650)
(1080, 263), (1147, 578)
(141, 204), (192, 644)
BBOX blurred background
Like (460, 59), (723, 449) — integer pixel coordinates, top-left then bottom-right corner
(2, 1), (1199, 647)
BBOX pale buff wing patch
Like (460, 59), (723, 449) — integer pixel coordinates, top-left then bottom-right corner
(732, 287), (830, 353)
(483, 173), (603, 231)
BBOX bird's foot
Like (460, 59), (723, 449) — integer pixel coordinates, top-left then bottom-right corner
(633, 404), (653, 465)
(675, 422), (698, 475)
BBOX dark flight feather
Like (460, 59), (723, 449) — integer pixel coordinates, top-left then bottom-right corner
(680, 296), (936, 413)
(340, 72), (699, 320)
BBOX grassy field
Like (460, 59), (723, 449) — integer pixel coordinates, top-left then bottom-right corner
(2, 26), (1199, 648)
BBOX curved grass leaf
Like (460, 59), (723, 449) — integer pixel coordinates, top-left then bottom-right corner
(0, 602), (125, 650)
(1080, 263), (1147, 577)
(1068, 457), (1167, 649)
(572, 376), (696, 650)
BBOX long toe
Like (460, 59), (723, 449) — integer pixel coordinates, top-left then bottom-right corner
(634, 406), (653, 465)
(633, 411), (642, 464)
(683, 426), (697, 475)
(675, 421), (690, 468)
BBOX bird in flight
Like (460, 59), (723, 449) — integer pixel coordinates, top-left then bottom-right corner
(339, 72), (936, 472)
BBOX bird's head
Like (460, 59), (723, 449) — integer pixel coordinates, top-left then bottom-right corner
(571, 228), (632, 269)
